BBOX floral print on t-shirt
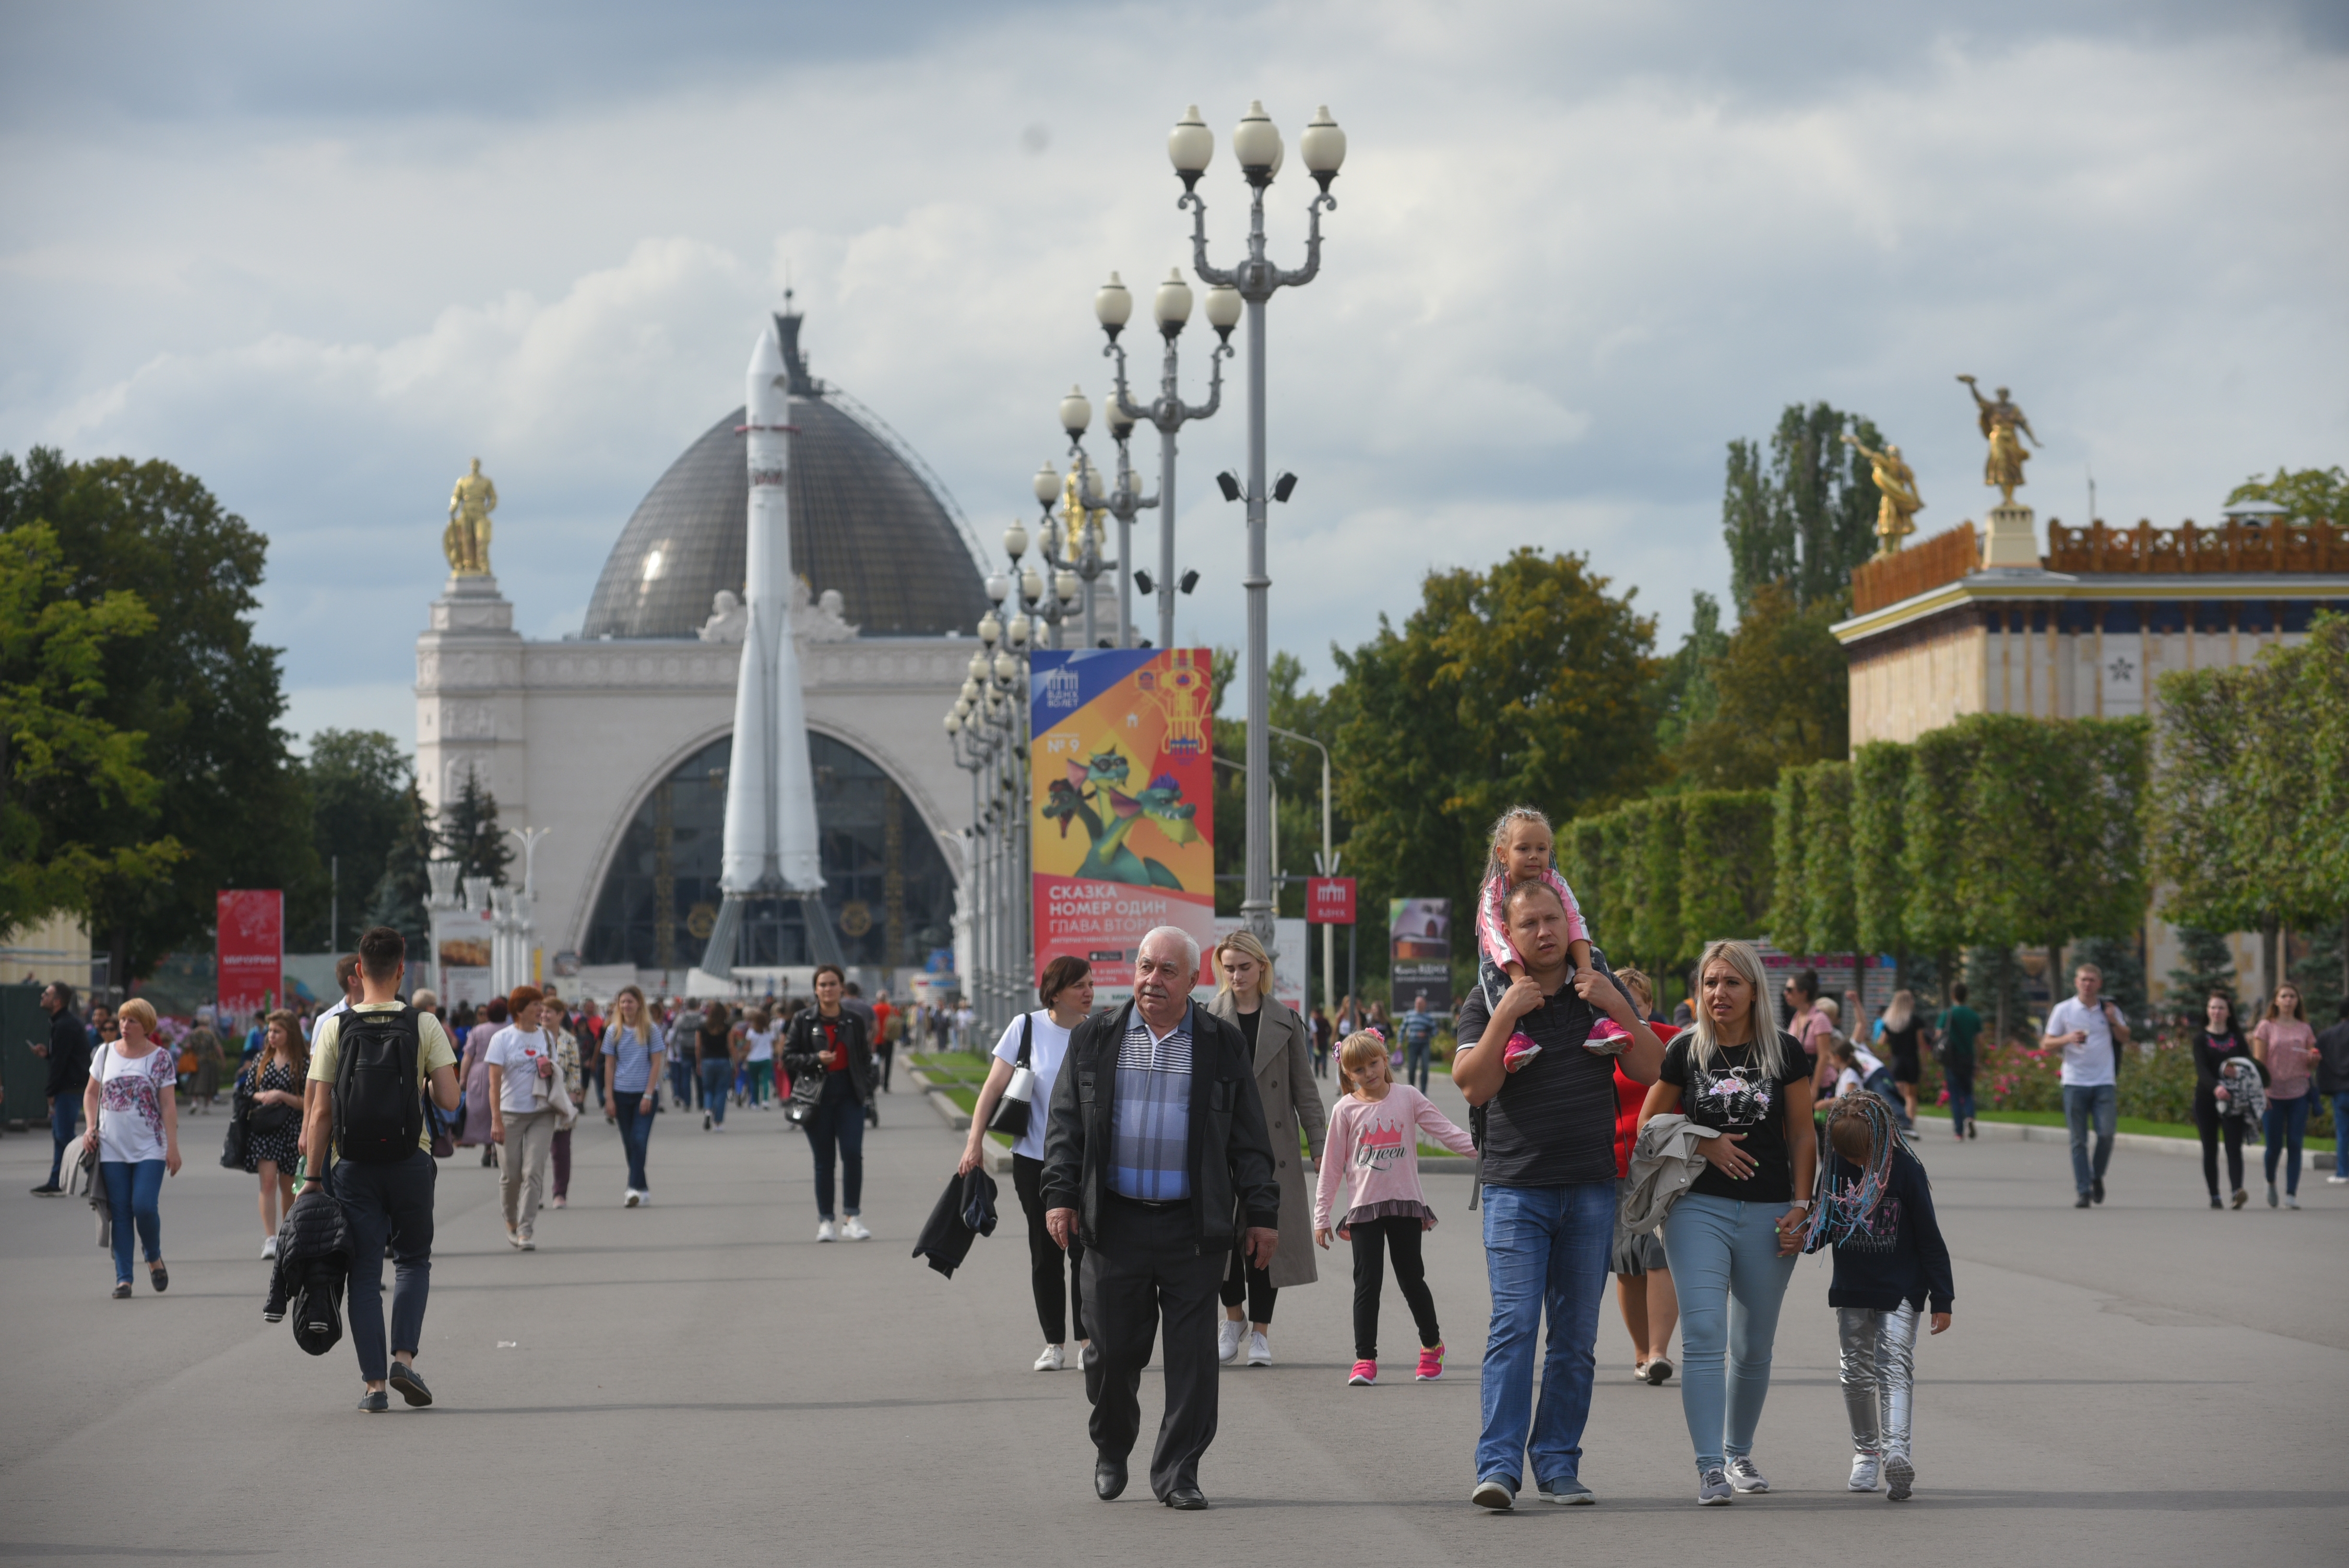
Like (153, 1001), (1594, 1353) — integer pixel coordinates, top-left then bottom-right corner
(1688, 1062), (1775, 1130)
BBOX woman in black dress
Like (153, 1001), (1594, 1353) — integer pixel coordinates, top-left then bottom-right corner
(1877, 990), (1930, 1127)
(240, 1009), (306, 1259)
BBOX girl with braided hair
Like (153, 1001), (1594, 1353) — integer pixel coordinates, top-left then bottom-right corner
(1803, 1093), (1954, 1502)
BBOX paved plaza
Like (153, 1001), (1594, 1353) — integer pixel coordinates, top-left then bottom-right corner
(3, 1075), (2343, 1567)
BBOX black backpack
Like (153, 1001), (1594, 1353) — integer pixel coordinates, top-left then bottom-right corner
(334, 1005), (424, 1165)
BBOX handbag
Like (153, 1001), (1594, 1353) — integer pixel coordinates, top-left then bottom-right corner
(220, 1103), (251, 1169)
(987, 1013), (1038, 1138)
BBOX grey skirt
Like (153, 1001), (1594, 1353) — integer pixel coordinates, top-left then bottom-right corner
(1609, 1175), (1669, 1275)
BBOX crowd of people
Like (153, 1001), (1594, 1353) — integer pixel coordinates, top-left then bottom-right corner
(18, 798), (2346, 1512)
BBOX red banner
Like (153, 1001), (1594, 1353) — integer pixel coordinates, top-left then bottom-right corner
(217, 889), (283, 1017)
(1306, 876), (1356, 925)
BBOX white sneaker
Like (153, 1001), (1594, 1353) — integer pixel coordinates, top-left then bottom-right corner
(1883, 1452), (1915, 1502)
(2327, 1175), (2348, 1185)
(841, 1217), (872, 1241)
(623, 1189), (641, 1207)
(816, 1220), (837, 1243)
(1849, 1454), (1882, 1492)
(1247, 1329), (1272, 1367)
(517, 1230), (536, 1251)
(1217, 1320), (1243, 1364)
(261, 1236), (278, 1260)
(1033, 1344), (1064, 1371)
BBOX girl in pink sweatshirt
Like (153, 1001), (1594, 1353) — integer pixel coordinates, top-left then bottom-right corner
(1315, 1031), (1479, 1386)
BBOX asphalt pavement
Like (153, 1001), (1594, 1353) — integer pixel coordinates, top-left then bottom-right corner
(1, 1071), (2342, 1567)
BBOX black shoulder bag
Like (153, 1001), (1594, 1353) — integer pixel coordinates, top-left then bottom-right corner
(987, 1013), (1038, 1138)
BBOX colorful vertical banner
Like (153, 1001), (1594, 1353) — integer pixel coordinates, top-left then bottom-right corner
(1389, 896), (1453, 1013)
(1030, 648), (1217, 992)
(216, 889), (283, 1016)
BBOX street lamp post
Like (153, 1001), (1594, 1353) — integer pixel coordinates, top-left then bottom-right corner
(1268, 724), (1335, 1016)
(1098, 268), (1234, 651)
(1170, 100), (1346, 943)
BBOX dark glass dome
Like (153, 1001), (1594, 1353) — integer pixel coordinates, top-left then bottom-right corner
(579, 311), (991, 639)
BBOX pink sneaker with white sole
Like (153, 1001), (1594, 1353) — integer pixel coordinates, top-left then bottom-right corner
(1415, 1344), (1446, 1381)
(1348, 1360), (1378, 1386)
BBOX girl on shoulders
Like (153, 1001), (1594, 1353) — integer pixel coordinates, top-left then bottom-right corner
(1313, 1031), (1477, 1387)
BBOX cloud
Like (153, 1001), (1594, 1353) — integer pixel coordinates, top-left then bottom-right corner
(1, 2), (2343, 745)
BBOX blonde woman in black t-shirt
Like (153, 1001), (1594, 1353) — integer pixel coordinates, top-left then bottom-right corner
(1638, 938), (1817, 1506)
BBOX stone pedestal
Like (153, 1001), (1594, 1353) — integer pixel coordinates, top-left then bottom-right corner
(1980, 501), (2042, 568)
(416, 574), (526, 822)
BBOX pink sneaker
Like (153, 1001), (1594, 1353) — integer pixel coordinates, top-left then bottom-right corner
(1583, 1018), (1631, 1055)
(1502, 1032), (1543, 1072)
(1348, 1360), (1378, 1386)
(1415, 1344), (1446, 1381)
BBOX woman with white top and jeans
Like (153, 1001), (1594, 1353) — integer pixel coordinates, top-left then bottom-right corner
(963, 956), (1095, 1370)
(81, 998), (182, 1299)
(601, 985), (665, 1205)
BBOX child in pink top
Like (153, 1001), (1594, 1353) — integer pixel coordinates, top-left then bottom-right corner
(1473, 806), (1614, 1072)
(1315, 1031), (1478, 1386)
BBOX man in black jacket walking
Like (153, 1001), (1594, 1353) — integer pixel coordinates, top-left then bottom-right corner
(1043, 925), (1280, 1511)
(29, 982), (91, 1195)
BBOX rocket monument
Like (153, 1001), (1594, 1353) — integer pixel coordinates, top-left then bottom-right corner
(699, 305), (840, 976)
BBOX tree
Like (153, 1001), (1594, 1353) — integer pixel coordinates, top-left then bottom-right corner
(2226, 465), (2346, 524)
(1849, 741), (1911, 957)
(1208, 648), (1343, 925)
(0, 520), (182, 935)
(1723, 401), (1885, 616)
(438, 770), (513, 887)
(2162, 926), (2236, 1036)
(1650, 590), (1726, 753)
(1769, 759), (1853, 957)
(1563, 788), (1773, 976)
(1666, 582), (1850, 791)
(364, 781), (437, 955)
(0, 448), (319, 983)
(1332, 548), (1660, 972)
(294, 729), (414, 950)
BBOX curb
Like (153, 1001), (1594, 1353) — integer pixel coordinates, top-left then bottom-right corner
(905, 1067), (1015, 1170)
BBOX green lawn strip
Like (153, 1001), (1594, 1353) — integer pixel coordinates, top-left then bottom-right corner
(1973, 1108), (2335, 1154)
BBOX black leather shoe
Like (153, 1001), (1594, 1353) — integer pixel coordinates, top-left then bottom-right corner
(1094, 1457), (1128, 1501)
(1164, 1487), (1207, 1510)
(357, 1389), (389, 1413)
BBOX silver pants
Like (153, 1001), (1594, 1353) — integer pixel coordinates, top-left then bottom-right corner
(1836, 1302), (1919, 1456)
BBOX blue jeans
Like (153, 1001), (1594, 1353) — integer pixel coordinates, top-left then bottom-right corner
(334, 1149), (435, 1384)
(48, 1096), (83, 1186)
(804, 1074), (865, 1220)
(2062, 1083), (2117, 1195)
(100, 1159), (165, 1284)
(1406, 1041), (1432, 1092)
(667, 1054), (693, 1108)
(2335, 1093), (2349, 1178)
(2264, 1096), (2310, 1193)
(1475, 1180), (1612, 1488)
(613, 1092), (654, 1191)
(699, 1060), (732, 1123)
(1945, 1063), (1975, 1136)
(1660, 1193), (1798, 1472)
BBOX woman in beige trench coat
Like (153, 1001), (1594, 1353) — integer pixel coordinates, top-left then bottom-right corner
(1206, 929), (1328, 1368)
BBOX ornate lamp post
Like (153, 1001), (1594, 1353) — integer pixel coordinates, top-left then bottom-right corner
(1097, 267), (1236, 651)
(1170, 99), (1346, 942)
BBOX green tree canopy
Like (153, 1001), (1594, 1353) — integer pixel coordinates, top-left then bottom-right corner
(364, 780), (437, 956)
(438, 770), (514, 887)
(1723, 401), (1885, 616)
(295, 728), (415, 950)
(0, 448), (317, 982)
(1664, 581), (1849, 791)
(1331, 548), (1659, 970)
(2226, 465), (2346, 524)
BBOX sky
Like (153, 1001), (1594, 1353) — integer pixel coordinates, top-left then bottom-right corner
(4, 0), (2344, 752)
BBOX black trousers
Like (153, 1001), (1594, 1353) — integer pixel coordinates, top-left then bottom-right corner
(1219, 1243), (1277, 1323)
(1349, 1215), (1441, 1361)
(2196, 1097), (2247, 1195)
(1081, 1196), (1225, 1499)
(1011, 1153), (1085, 1344)
(334, 1149), (436, 1384)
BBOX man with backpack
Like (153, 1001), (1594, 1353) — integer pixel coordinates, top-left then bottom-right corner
(300, 925), (460, 1413)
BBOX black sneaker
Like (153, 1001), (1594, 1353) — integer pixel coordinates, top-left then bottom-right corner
(387, 1362), (433, 1407)
(30, 1183), (64, 1196)
(2074, 1194), (2091, 1208)
(2092, 1178), (2106, 1205)
(357, 1389), (389, 1413)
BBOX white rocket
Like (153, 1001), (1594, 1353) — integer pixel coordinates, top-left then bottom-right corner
(701, 311), (832, 976)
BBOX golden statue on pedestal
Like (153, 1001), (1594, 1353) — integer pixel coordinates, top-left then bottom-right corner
(1956, 376), (2040, 504)
(1842, 433), (1924, 555)
(445, 457), (497, 576)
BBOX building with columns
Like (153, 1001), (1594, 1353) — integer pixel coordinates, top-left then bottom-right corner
(1834, 504), (2349, 997)
(413, 308), (990, 997)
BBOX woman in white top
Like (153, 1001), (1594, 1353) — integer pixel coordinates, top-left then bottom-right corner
(81, 997), (181, 1298)
(963, 957), (1095, 1371)
(742, 1007), (779, 1109)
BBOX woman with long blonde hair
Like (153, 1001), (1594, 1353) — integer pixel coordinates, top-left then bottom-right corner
(1638, 939), (1817, 1505)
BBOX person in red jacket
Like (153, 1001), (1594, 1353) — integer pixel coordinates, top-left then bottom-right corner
(1611, 969), (1681, 1385)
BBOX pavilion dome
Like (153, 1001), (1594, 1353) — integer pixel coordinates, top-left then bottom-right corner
(580, 308), (992, 639)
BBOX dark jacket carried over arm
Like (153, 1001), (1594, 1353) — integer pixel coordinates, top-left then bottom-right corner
(911, 1166), (999, 1277)
(1039, 1001), (1281, 1253)
(780, 1007), (877, 1106)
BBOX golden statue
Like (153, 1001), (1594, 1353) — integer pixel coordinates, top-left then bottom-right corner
(1060, 469), (1105, 557)
(1956, 376), (2040, 504)
(444, 457), (497, 576)
(1842, 432), (1925, 555)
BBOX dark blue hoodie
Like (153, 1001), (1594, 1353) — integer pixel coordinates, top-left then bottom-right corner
(1823, 1146), (1954, 1314)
